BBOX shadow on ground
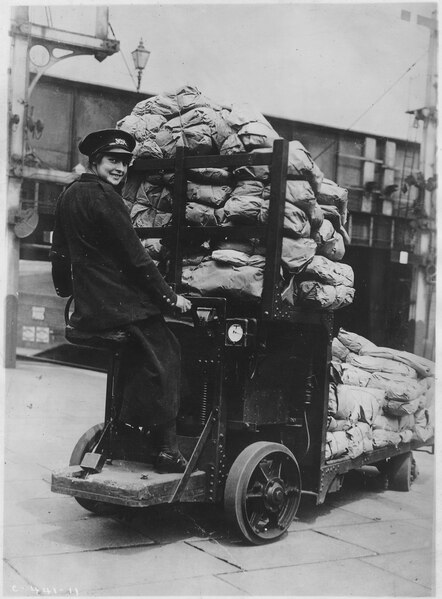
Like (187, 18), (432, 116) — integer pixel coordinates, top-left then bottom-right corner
(104, 466), (390, 546)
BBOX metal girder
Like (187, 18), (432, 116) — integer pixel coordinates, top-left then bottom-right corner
(10, 21), (120, 96)
(11, 22), (119, 59)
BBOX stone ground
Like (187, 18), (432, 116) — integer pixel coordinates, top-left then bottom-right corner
(2, 360), (438, 597)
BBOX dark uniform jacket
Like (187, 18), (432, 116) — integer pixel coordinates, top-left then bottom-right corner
(51, 173), (178, 331)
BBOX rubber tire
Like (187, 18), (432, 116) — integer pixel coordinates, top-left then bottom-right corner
(224, 441), (302, 545)
(69, 423), (119, 515)
(387, 452), (413, 491)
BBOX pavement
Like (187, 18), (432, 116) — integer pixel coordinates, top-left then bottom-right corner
(2, 359), (438, 597)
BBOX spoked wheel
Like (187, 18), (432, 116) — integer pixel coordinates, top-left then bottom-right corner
(224, 442), (302, 544)
(69, 423), (118, 515)
(387, 451), (414, 491)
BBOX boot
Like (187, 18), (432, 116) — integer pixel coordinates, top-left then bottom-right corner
(155, 450), (187, 474)
(152, 420), (187, 474)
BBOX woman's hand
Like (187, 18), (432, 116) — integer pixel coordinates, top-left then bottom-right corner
(175, 295), (192, 313)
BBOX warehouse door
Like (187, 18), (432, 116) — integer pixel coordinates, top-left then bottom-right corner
(334, 247), (412, 349)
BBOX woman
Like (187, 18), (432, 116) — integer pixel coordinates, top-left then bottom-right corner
(51, 128), (191, 473)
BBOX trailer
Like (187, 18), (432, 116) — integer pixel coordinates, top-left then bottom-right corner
(51, 139), (434, 544)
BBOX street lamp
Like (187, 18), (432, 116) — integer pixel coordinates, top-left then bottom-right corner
(131, 38), (150, 93)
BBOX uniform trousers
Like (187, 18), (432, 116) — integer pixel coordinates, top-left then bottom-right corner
(118, 316), (181, 428)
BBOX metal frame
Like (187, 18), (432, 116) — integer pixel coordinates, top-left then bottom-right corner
(317, 438), (434, 503)
(132, 139), (325, 323)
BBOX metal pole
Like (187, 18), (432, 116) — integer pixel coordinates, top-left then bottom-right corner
(420, 17), (437, 360)
(95, 7), (109, 40)
(414, 12), (437, 359)
(5, 7), (30, 368)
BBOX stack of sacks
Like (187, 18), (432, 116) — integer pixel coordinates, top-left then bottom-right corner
(119, 85), (352, 305)
(119, 85), (235, 236)
(116, 113), (165, 159)
(281, 174), (352, 310)
(325, 382), (385, 461)
(327, 328), (435, 460)
(282, 255), (355, 310)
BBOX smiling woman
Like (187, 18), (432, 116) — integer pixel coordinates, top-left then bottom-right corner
(49, 127), (193, 473)
(79, 129), (135, 188)
(91, 154), (131, 187)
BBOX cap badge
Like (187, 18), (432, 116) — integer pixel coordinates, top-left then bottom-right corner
(112, 138), (128, 147)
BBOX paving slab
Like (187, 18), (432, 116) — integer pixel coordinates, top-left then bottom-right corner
(381, 487), (434, 512)
(8, 406), (104, 430)
(5, 363), (104, 427)
(3, 460), (50, 483)
(189, 529), (376, 571)
(287, 517), (311, 532)
(5, 417), (84, 437)
(5, 417), (86, 437)
(3, 479), (54, 503)
(292, 498), (374, 531)
(410, 517), (435, 530)
(328, 488), (433, 522)
(5, 451), (70, 479)
(361, 548), (434, 590)
(3, 517), (154, 558)
(5, 428), (76, 450)
(2, 561), (35, 596)
(88, 575), (248, 596)
(314, 519), (432, 554)
(36, 457), (71, 481)
(120, 503), (230, 545)
(3, 496), (97, 527)
(6, 543), (239, 593)
(218, 557), (431, 596)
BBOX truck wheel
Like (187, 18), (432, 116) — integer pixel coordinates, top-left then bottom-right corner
(387, 452), (413, 491)
(224, 442), (301, 544)
(375, 459), (390, 489)
(69, 423), (118, 515)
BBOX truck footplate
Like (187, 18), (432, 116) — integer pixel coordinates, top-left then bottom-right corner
(51, 460), (207, 507)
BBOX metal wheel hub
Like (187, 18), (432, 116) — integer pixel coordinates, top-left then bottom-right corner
(264, 479), (286, 510)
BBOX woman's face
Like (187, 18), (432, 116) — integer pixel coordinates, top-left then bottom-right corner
(93, 154), (129, 186)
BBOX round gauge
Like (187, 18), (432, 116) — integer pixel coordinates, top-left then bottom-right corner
(227, 323), (244, 343)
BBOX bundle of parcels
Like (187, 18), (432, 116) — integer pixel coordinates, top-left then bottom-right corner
(119, 85), (354, 309)
(325, 328), (435, 461)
